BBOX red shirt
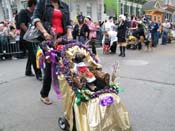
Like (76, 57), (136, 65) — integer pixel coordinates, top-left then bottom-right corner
(52, 9), (63, 34)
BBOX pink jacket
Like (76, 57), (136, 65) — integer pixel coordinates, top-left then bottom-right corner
(86, 21), (96, 39)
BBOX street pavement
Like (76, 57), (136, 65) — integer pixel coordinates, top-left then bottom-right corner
(0, 44), (175, 131)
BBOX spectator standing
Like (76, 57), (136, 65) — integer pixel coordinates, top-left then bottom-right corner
(149, 20), (159, 47)
(18, 0), (42, 80)
(117, 15), (127, 57)
(9, 25), (16, 44)
(162, 19), (171, 45)
(73, 15), (89, 44)
(85, 16), (97, 55)
(104, 16), (115, 31)
(0, 22), (9, 60)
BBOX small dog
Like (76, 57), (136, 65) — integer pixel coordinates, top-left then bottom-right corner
(103, 44), (110, 54)
(144, 40), (152, 51)
(144, 33), (153, 51)
(102, 31), (111, 54)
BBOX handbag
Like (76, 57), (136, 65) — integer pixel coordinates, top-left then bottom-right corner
(23, 0), (47, 43)
(23, 24), (41, 43)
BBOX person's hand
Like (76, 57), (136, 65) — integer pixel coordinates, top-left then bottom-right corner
(45, 56), (51, 63)
(43, 31), (52, 40)
(67, 28), (73, 41)
(67, 33), (73, 41)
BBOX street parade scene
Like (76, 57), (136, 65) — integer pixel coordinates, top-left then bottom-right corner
(0, 0), (175, 131)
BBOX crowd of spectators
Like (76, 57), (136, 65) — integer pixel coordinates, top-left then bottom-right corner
(1, 13), (175, 60)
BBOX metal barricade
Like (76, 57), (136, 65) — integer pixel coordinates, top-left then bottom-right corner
(0, 36), (22, 60)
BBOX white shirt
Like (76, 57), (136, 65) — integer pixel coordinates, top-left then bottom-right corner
(102, 31), (118, 46)
(104, 21), (115, 31)
(162, 22), (171, 32)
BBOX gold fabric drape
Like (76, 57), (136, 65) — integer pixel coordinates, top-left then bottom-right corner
(58, 46), (131, 131)
(58, 74), (75, 130)
(73, 93), (131, 131)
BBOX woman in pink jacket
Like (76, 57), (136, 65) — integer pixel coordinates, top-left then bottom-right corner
(85, 16), (97, 55)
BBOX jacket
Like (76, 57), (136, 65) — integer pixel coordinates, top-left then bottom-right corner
(32, 0), (71, 34)
(117, 21), (127, 42)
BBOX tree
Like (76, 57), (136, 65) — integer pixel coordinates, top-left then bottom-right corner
(104, 0), (120, 16)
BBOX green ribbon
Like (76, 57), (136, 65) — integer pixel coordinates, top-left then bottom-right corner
(76, 92), (83, 105)
(117, 87), (124, 93)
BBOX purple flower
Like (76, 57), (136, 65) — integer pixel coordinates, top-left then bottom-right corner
(99, 96), (114, 106)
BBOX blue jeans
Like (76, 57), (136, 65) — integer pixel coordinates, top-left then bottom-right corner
(151, 31), (158, 47)
(162, 31), (168, 45)
(78, 36), (86, 44)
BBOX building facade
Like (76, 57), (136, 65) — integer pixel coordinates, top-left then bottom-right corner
(143, 0), (175, 23)
(64, 0), (107, 22)
(120, 0), (143, 16)
(0, 0), (27, 21)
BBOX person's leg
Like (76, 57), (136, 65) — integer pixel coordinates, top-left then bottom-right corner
(156, 31), (159, 46)
(162, 31), (165, 45)
(119, 44), (122, 56)
(154, 31), (158, 47)
(137, 41), (142, 50)
(25, 56), (33, 75)
(152, 32), (156, 47)
(40, 62), (52, 104)
(91, 38), (96, 55)
(25, 41), (33, 76)
(29, 43), (42, 80)
(122, 46), (126, 57)
(164, 31), (168, 44)
(79, 36), (86, 45)
(110, 41), (117, 53)
(19, 39), (26, 58)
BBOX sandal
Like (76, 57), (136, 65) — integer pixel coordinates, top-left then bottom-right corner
(40, 97), (52, 105)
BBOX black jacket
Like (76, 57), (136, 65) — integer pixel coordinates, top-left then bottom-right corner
(117, 21), (127, 42)
(18, 9), (33, 37)
(73, 24), (89, 39)
(32, 0), (71, 34)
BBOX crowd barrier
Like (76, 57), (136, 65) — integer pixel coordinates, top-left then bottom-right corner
(0, 36), (22, 60)
(0, 30), (103, 60)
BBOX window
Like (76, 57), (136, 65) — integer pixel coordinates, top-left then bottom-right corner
(76, 4), (80, 15)
(97, 4), (102, 20)
(120, 3), (123, 14)
(86, 3), (92, 17)
(154, 16), (156, 21)
(124, 4), (128, 14)
(158, 16), (160, 22)
(130, 6), (133, 15)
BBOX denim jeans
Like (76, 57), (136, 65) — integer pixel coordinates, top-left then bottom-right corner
(151, 31), (158, 47)
(78, 36), (86, 44)
(162, 31), (168, 45)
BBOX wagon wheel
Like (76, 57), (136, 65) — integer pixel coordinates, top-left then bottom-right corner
(58, 117), (69, 131)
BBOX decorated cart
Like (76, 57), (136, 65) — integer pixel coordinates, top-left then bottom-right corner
(37, 39), (131, 131)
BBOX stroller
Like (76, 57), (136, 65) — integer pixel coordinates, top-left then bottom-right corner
(55, 42), (131, 131)
(126, 30), (138, 50)
(37, 39), (131, 131)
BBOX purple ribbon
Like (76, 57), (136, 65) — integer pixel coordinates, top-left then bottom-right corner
(39, 54), (45, 69)
(99, 96), (114, 106)
(46, 50), (61, 99)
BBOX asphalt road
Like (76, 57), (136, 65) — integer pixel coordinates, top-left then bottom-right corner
(0, 44), (175, 131)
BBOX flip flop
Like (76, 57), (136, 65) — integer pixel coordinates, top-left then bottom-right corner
(40, 97), (52, 105)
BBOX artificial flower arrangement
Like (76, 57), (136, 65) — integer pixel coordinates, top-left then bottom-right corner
(56, 42), (122, 106)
